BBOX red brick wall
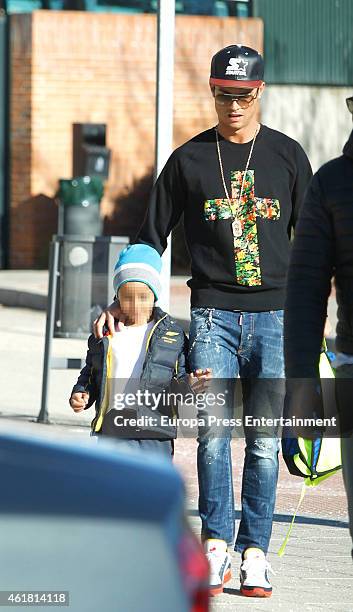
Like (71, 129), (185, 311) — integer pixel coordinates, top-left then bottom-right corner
(9, 11), (263, 268)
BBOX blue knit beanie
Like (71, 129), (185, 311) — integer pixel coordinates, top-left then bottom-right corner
(113, 244), (162, 300)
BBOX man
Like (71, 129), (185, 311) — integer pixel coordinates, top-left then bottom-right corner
(284, 96), (353, 559)
(96, 45), (312, 597)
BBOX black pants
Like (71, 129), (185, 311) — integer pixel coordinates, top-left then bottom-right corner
(96, 436), (174, 459)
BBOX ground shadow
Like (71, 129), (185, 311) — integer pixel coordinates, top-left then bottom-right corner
(222, 587), (243, 596)
(187, 508), (348, 529)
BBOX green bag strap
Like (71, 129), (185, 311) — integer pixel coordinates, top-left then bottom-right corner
(278, 482), (306, 557)
(278, 470), (340, 556)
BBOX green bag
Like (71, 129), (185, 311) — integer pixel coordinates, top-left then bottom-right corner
(279, 344), (341, 556)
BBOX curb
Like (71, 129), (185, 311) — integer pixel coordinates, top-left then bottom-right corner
(0, 288), (47, 311)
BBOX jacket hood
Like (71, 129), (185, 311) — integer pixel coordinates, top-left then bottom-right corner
(343, 129), (353, 160)
(152, 306), (169, 321)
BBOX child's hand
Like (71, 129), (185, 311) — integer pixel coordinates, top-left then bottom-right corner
(188, 368), (212, 393)
(69, 392), (89, 413)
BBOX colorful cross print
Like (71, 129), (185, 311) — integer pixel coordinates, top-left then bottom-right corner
(204, 170), (280, 286)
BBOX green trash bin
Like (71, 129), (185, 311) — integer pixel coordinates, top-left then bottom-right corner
(58, 176), (104, 236)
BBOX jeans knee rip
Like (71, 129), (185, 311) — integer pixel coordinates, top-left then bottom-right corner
(189, 309), (215, 355)
(248, 438), (278, 455)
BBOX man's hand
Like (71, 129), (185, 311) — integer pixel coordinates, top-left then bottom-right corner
(93, 301), (127, 338)
(189, 368), (212, 393)
(69, 392), (90, 413)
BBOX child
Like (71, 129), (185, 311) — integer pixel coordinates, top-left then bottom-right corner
(69, 243), (209, 457)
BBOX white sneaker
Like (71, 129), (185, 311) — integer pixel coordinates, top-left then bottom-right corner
(239, 549), (273, 598)
(204, 539), (232, 596)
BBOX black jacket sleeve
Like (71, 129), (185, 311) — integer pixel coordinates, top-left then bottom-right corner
(71, 335), (99, 408)
(135, 151), (186, 254)
(170, 332), (192, 397)
(290, 142), (313, 230)
(284, 171), (334, 378)
(176, 332), (190, 379)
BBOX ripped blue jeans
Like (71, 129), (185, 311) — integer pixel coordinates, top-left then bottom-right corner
(189, 307), (285, 553)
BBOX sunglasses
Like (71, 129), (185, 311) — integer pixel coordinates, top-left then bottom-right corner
(346, 97), (353, 114)
(215, 90), (258, 109)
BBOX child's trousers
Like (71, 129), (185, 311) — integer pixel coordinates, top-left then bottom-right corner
(95, 436), (174, 459)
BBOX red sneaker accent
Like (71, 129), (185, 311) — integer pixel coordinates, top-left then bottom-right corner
(209, 568), (231, 597)
(240, 586), (272, 598)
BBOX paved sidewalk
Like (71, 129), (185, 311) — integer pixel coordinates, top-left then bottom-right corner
(0, 273), (351, 611)
(176, 439), (352, 612)
(0, 416), (351, 612)
(0, 272), (191, 424)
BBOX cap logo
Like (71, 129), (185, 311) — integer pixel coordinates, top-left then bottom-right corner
(225, 58), (248, 77)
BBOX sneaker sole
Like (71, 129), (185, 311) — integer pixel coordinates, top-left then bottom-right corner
(209, 568), (232, 597)
(240, 586), (272, 598)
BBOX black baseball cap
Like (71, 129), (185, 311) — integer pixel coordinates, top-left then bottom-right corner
(210, 44), (264, 89)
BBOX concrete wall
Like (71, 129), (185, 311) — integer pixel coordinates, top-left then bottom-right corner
(261, 85), (353, 172)
(9, 11), (263, 268)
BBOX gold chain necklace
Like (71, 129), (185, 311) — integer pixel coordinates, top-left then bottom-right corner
(215, 125), (259, 238)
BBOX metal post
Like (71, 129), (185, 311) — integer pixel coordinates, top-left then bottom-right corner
(155, 0), (175, 311)
(0, 10), (8, 269)
(38, 239), (60, 423)
(57, 198), (64, 236)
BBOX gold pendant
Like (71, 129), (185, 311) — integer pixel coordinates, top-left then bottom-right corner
(232, 218), (242, 238)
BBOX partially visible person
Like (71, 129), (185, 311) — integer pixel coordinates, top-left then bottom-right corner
(70, 243), (210, 456)
(284, 95), (353, 557)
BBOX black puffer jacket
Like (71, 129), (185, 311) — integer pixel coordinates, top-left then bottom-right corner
(71, 308), (189, 439)
(284, 130), (353, 377)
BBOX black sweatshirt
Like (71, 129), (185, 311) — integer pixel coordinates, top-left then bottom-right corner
(136, 124), (312, 311)
(285, 130), (353, 378)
